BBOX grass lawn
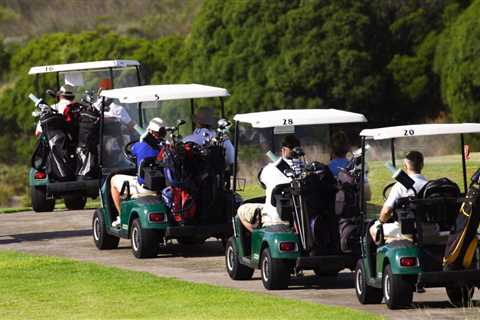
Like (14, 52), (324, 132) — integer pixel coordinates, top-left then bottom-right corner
(0, 251), (381, 320)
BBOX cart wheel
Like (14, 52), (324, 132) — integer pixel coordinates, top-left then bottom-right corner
(383, 264), (413, 309)
(446, 286), (474, 307)
(260, 248), (291, 290)
(92, 209), (119, 250)
(31, 186), (55, 212)
(131, 218), (158, 259)
(355, 259), (383, 304)
(225, 237), (254, 280)
(64, 194), (87, 210)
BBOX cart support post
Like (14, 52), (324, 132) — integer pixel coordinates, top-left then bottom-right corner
(232, 121), (239, 193)
(461, 134), (467, 193)
(391, 138), (396, 168)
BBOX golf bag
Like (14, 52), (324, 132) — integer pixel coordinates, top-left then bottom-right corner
(291, 163), (338, 254)
(76, 104), (100, 178)
(39, 109), (75, 181)
(335, 170), (361, 253)
(443, 179), (480, 270)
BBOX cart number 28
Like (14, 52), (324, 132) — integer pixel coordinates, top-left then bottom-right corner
(403, 129), (415, 136)
(283, 119), (293, 125)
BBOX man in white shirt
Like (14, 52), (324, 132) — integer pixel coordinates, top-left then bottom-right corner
(370, 150), (428, 243)
(183, 106), (234, 165)
(35, 85), (75, 136)
(238, 135), (301, 231)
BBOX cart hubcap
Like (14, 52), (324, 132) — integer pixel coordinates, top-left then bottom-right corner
(93, 217), (100, 241)
(227, 246), (234, 271)
(384, 273), (391, 301)
(132, 227), (139, 251)
(262, 256), (270, 282)
(356, 268), (363, 295)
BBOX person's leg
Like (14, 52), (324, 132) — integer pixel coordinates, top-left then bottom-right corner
(237, 203), (262, 232)
(110, 175), (123, 214)
(369, 221), (381, 242)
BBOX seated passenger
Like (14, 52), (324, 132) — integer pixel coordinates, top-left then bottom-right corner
(328, 131), (350, 177)
(369, 151), (428, 243)
(238, 135), (302, 232)
(35, 85), (76, 137)
(110, 118), (166, 227)
(183, 106), (234, 165)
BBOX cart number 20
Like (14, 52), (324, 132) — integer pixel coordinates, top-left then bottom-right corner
(403, 129), (415, 136)
(283, 119), (293, 125)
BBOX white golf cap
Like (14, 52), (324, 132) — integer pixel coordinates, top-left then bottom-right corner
(147, 117), (165, 132)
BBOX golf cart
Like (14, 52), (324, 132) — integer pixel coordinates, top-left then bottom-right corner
(92, 84), (237, 258)
(29, 60), (142, 212)
(225, 108), (368, 289)
(355, 123), (480, 309)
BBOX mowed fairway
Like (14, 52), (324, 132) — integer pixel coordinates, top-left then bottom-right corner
(0, 251), (379, 320)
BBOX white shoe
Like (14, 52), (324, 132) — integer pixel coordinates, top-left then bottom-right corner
(112, 217), (121, 228)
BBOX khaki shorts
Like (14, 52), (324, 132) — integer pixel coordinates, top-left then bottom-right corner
(237, 203), (264, 224)
(373, 220), (413, 243)
(111, 174), (156, 198)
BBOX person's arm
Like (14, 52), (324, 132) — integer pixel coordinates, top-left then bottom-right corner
(223, 139), (235, 165)
(379, 183), (400, 223)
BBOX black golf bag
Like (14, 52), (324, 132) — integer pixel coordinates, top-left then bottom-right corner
(335, 170), (362, 253)
(76, 104), (100, 178)
(39, 109), (75, 181)
(290, 162), (338, 255)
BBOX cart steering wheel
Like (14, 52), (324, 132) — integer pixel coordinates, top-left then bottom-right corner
(124, 140), (137, 164)
(382, 182), (396, 200)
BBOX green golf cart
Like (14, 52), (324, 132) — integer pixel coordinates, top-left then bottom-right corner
(225, 108), (368, 289)
(92, 84), (237, 258)
(354, 123), (480, 309)
(29, 60), (142, 212)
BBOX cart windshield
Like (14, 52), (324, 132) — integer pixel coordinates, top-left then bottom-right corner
(140, 98), (224, 139)
(365, 134), (480, 210)
(236, 123), (364, 198)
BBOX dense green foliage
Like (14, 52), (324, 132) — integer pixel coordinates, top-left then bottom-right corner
(434, 0), (480, 122)
(0, 0), (479, 164)
(0, 251), (380, 319)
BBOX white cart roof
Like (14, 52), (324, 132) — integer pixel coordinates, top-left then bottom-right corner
(100, 84), (229, 103)
(28, 60), (140, 74)
(233, 109), (367, 128)
(360, 123), (480, 140)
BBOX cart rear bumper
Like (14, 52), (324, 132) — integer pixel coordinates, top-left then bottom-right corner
(418, 270), (480, 287)
(47, 179), (99, 197)
(296, 254), (357, 271)
(165, 223), (232, 239)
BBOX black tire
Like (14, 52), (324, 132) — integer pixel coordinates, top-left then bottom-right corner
(383, 264), (413, 309)
(225, 237), (254, 280)
(130, 218), (159, 259)
(260, 247), (291, 290)
(92, 209), (119, 250)
(64, 194), (87, 210)
(31, 186), (55, 212)
(446, 286), (474, 307)
(355, 259), (383, 304)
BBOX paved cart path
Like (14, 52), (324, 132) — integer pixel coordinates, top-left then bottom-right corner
(1, 210), (479, 320)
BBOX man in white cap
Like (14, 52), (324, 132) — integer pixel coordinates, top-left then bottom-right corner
(35, 84), (76, 136)
(110, 117), (166, 227)
(183, 106), (234, 165)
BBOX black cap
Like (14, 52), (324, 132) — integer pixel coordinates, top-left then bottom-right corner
(281, 135), (301, 149)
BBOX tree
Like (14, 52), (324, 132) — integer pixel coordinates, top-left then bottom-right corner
(434, 0), (480, 122)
